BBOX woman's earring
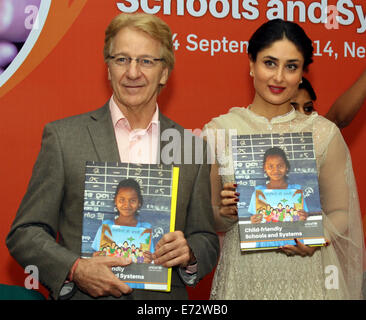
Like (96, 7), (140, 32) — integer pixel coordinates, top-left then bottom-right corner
(250, 71), (254, 77)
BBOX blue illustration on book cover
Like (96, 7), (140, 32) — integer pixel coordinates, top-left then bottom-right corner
(81, 161), (179, 291)
(232, 132), (325, 251)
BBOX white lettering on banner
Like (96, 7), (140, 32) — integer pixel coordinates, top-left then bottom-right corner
(344, 42), (366, 58)
(117, 0), (260, 20)
(140, 0), (160, 14)
(337, 0), (366, 33)
(116, 0), (366, 33)
(308, 0), (328, 23)
(186, 34), (248, 56)
(355, 5), (366, 33)
(187, 0), (207, 17)
(266, 0), (284, 19)
(209, 0), (229, 18)
(174, 32), (364, 60)
(172, 33), (180, 50)
(267, 0), (330, 23)
(287, 1), (307, 22)
(117, 0), (138, 12)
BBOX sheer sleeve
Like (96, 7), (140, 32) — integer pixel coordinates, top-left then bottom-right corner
(319, 128), (350, 235)
(202, 122), (238, 232)
(317, 122), (365, 299)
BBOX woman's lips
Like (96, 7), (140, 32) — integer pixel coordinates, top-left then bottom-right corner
(268, 85), (285, 94)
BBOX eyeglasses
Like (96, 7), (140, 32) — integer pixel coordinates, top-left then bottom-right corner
(108, 55), (164, 68)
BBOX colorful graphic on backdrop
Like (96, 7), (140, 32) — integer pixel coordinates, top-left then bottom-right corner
(0, 0), (47, 82)
(0, 0), (87, 98)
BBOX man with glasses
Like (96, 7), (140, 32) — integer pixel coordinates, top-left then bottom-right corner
(7, 13), (219, 300)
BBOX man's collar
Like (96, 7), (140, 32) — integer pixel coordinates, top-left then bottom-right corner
(109, 95), (159, 130)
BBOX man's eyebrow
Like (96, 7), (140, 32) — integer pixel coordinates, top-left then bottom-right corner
(110, 52), (155, 58)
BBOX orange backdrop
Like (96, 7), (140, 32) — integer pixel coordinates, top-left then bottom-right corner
(0, 0), (365, 299)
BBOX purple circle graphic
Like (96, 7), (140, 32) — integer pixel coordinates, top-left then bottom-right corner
(0, 41), (18, 66)
(0, 0), (41, 73)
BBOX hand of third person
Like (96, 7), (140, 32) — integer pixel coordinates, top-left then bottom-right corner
(219, 182), (239, 221)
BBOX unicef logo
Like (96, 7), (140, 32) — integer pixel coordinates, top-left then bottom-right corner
(303, 187), (314, 198)
(152, 227), (164, 239)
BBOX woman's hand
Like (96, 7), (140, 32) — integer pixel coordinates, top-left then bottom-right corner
(250, 213), (263, 224)
(219, 182), (239, 220)
(297, 210), (308, 221)
(280, 238), (330, 257)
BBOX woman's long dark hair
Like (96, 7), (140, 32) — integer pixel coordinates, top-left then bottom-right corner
(248, 19), (314, 70)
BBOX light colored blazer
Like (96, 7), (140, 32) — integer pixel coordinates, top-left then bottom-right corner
(6, 103), (219, 299)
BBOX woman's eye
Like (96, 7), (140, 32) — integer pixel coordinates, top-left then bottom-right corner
(264, 60), (276, 67)
(304, 105), (314, 113)
(287, 64), (298, 71)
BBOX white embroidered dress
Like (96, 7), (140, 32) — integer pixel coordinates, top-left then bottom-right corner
(203, 107), (364, 300)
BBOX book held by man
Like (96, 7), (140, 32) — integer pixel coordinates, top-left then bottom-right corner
(81, 161), (179, 291)
(231, 132), (325, 251)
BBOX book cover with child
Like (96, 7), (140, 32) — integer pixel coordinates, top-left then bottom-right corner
(81, 161), (179, 291)
(232, 132), (325, 251)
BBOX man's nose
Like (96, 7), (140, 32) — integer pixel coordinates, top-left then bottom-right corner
(126, 59), (142, 79)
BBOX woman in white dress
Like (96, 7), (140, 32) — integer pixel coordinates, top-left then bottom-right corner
(204, 19), (365, 300)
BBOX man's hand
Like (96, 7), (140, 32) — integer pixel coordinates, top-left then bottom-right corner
(152, 231), (194, 268)
(73, 256), (133, 298)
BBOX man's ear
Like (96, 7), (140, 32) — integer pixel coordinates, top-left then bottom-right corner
(107, 67), (111, 81)
(159, 67), (169, 86)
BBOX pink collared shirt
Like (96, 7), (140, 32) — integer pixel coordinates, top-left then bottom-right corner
(109, 96), (198, 277)
(109, 96), (159, 164)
